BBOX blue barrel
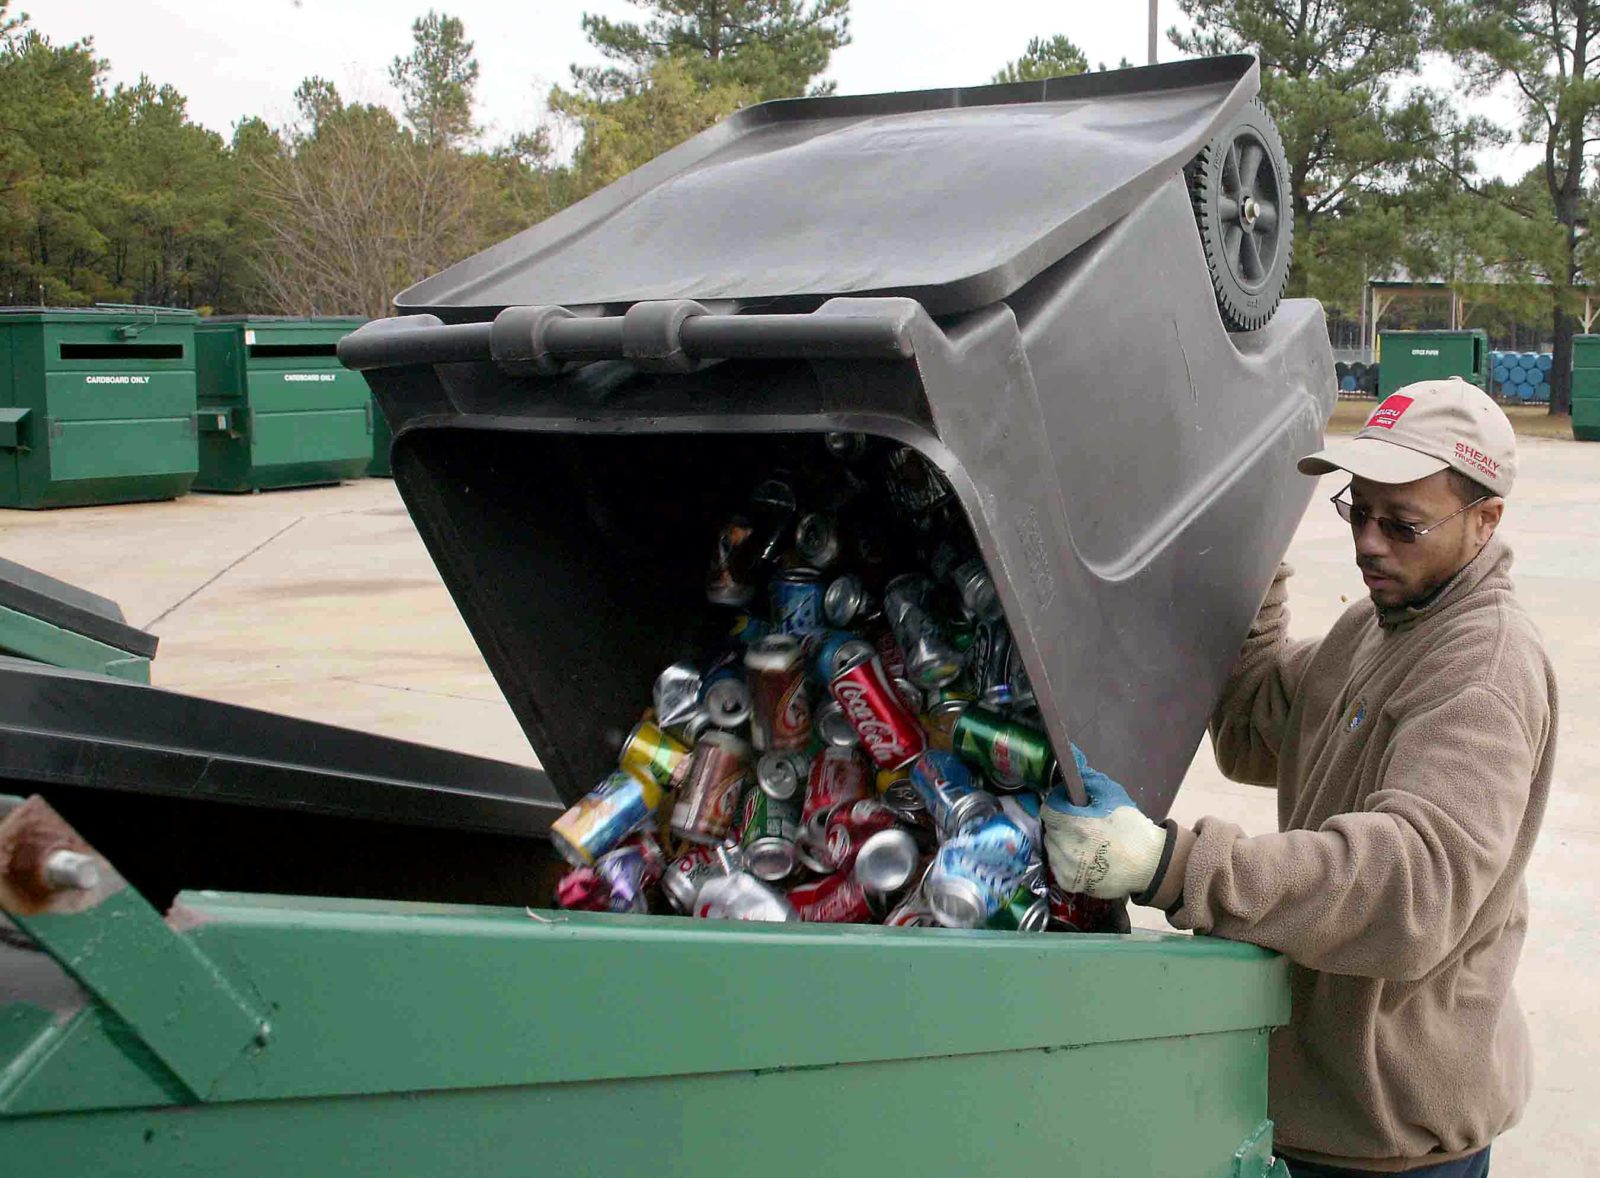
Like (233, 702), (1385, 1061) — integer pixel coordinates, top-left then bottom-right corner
(1519, 384), (1535, 402)
(1536, 353), (1553, 372)
(1522, 352), (1539, 367)
(1508, 365), (1527, 385)
(1340, 375), (1357, 392)
(1536, 381), (1551, 402)
(1493, 364), (1510, 384)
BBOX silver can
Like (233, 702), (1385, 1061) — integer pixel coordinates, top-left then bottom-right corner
(695, 869), (797, 922)
(883, 574), (965, 689)
(662, 842), (741, 913)
(756, 750), (810, 800)
(823, 573), (875, 628)
(703, 675), (753, 729)
(950, 556), (1001, 622)
(795, 513), (842, 569)
(653, 660), (704, 729)
(813, 698), (860, 747)
(853, 827), (921, 895)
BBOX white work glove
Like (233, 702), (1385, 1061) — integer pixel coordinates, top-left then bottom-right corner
(1042, 745), (1173, 901)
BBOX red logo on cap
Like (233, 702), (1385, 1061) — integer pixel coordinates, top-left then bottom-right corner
(1366, 395), (1414, 431)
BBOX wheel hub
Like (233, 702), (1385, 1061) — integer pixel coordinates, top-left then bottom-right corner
(1239, 195), (1259, 228)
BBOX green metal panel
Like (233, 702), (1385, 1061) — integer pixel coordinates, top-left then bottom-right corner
(1572, 334), (1600, 370)
(1377, 329), (1488, 396)
(0, 309), (198, 509)
(0, 604), (150, 681)
(193, 318), (370, 492)
(1575, 394), (1600, 441)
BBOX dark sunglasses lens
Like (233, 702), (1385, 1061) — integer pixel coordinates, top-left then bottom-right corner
(1379, 519), (1418, 544)
(1334, 500), (1354, 524)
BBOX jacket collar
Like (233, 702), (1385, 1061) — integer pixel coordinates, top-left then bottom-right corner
(1376, 534), (1512, 632)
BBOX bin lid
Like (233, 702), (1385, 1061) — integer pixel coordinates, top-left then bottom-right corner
(203, 316), (369, 327)
(397, 55), (1258, 319)
(0, 557), (156, 659)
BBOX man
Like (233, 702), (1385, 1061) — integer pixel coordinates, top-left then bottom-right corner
(1043, 379), (1556, 1176)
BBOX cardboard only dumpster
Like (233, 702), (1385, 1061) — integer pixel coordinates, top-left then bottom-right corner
(2, 57), (1326, 1176)
(1376, 328), (1488, 396)
(193, 316), (371, 492)
(0, 307), (199, 508)
(1572, 334), (1600, 440)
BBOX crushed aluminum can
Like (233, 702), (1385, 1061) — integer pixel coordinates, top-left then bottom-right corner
(788, 869), (875, 923)
(882, 575), (965, 689)
(595, 831), (666, 914)
(662, 842), (740, 913)
(813, 698), (860, 747)
(924, 813), (1034, 929)
(653, 660), (704, 730)
(853, 827), (921, 896)
(671, 731), (753, 845)
(697, 868), (798, 922)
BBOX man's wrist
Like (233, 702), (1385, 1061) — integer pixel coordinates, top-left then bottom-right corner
(1132, 820), (1195, 911)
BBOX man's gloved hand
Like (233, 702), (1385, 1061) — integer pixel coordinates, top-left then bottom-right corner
(1042, 745), (1178, 903)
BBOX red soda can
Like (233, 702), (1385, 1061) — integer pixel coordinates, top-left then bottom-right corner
(868, 620), (908, 680)
(745, 634), (812, 752)
(788, 870), (875, 923)
(829, 642), (926, 770)
(554, 866), (612, 912)
(803, 745), (872, 825)
(1047, 883), (1130, 933)
(823, 798), (901, 874)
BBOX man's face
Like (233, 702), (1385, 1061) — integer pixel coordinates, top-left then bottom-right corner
(1348, 472), (1503, 609)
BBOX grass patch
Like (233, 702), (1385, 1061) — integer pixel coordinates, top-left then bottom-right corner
(1328, 398), (1576, 440)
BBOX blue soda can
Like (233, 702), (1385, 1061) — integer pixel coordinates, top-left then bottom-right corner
(924, 812), (1034, 928)
(728, 613), (772, 646)
(810, 629), (859, 686)
(770, 568), (827, 639)
(550, 769), (663, 868)
(911, 749), (999, 840)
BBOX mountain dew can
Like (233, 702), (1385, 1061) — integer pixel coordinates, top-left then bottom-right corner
(951, 703), (1056, 791)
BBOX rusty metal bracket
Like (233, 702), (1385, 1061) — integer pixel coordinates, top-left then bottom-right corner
(0, 794), (269, 1101)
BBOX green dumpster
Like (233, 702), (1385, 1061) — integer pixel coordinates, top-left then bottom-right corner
(193, 316), (370, 492)
(368, 393), (393, 476)
(1376, 329), (1488, 396)
(0, 557), (156, 681)
(0, 307), (199, 509)
(1572, 334), (1600, 441)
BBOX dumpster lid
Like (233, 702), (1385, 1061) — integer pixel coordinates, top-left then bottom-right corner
(397, 55), (1258, 319)
(0, 557), (157, 659)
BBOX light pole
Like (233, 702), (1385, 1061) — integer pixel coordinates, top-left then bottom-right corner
(1149, 0), (1158, 65)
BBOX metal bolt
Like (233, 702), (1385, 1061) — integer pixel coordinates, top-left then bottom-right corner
(1240, 195), (1260, 227)
(254, 1021), (273, 1047)
(43, 850), (101, 892)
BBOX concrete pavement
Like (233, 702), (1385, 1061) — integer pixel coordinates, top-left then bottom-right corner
(4, 435), (1597, 1171)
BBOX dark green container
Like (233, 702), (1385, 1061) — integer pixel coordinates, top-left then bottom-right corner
(0, 307), (199, 509)
(1571, 335), (1600, 441)
(193, 316), (370, 492)
(1376, 329), (1488, 396)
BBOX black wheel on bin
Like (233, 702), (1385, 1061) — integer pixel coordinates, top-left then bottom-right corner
(1186, 99), (1293, 333)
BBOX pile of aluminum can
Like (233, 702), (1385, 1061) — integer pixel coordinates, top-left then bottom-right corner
(548, 434), (1126, 934)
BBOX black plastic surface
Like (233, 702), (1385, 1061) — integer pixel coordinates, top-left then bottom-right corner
(0, 557), (157, 659)
(396, 56), (1257, 319)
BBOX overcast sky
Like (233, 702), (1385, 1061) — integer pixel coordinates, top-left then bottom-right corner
(35, 0), (1535, 177)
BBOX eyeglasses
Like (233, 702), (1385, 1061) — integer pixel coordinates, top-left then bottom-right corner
(1331, 484), (1489, 544)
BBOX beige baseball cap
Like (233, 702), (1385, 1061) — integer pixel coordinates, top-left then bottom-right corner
(1298, 378), (1517, 496)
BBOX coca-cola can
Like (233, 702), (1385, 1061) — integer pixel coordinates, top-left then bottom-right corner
(788, 870), (875, 923)
(813, 698), (860, 747)
(756, 749), (810, 800)
(1047, 885), (1131, 934)
(745, 634), (812, 751)
(803, 745), (872, 825)
(823, 573), (875, 628)
(829, 642), (926, 770)
(670, 730), (752, 845)
(823, 798), (901, 874)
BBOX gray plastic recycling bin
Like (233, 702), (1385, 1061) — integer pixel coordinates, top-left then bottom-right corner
(340, 55), (1335, 816)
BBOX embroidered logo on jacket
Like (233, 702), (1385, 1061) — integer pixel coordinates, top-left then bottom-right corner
(1345, 699), (1367, 733)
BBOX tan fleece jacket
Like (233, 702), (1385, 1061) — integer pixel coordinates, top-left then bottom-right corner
(1149, 536), (1556, 1171)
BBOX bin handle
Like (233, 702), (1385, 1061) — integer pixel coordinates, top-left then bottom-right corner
(338, 302), (916, 375)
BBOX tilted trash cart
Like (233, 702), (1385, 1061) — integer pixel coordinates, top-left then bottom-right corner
(2, 57), (1327, 1176)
